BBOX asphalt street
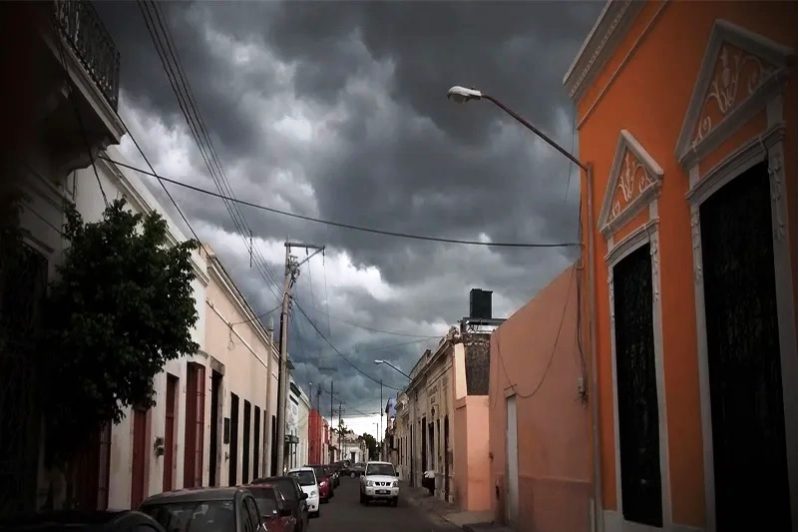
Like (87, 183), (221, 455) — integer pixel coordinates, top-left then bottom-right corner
(309, 477), (459, 532)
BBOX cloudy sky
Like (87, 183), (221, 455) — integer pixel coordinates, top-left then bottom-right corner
(96, 0), (603, 436)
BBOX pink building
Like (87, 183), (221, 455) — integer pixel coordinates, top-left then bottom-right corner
(488, 264), (592, 531)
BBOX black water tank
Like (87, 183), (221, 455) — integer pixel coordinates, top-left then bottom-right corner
(469, 289), (492, 319)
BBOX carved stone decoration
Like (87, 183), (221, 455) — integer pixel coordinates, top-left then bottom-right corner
(675, 20), (793, 168)
(768, 144), (786, 242)
(611, 149), (655, 219)
(598, 130), (664, 238)
(693, 44), (776, 145)
(649, 230), (660, 303)
(690, 207), (703, 284)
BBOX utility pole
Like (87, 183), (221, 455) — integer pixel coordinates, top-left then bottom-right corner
(338, 401), (343, 462)
(379, 379), (383, 461)
(276, 241), (324, 475)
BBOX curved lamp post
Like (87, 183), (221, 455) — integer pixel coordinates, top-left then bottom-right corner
(447, 83), (600, 530)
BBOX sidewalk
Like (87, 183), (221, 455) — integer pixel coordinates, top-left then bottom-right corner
(402, 482), (511, 531)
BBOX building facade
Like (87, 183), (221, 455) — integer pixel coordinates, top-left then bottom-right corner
(567, 2), (797, 530)
(488, 264), (591, 531)
(287, 380), (311, 469)
(395, 323), (493, 512)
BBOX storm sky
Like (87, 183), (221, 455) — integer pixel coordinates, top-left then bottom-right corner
(95, 0), (603, 436)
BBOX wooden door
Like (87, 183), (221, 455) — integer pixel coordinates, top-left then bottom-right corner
(163, 375), (177, 491)
(131, 408), (148, 508)
(229, 393), (240, 485)
(184, 363), (206, 488)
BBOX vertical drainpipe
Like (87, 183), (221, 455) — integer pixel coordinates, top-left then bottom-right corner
(585, 164), (604, 532)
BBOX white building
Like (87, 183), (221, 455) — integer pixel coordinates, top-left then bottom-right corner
(287, 379), (311, 469)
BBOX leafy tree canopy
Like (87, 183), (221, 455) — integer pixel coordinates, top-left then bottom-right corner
(41, 199), (198, 456)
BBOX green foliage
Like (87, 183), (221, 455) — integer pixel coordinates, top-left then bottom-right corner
(41, 199), (198, 456)
(361, 432), (378, 460)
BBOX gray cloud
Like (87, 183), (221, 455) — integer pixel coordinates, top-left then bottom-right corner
(96, 0), (602, 416)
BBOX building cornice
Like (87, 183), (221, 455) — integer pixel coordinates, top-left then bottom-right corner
(207, 255), (275, 350)
(562, 0), (644, 102)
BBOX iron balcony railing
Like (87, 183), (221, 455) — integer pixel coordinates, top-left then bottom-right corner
(53, 0), (120, 110)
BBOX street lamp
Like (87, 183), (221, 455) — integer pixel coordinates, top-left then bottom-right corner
(374, 359), (412, 380)
(446, 85), (587, 171)
(448, 83), (600, 529)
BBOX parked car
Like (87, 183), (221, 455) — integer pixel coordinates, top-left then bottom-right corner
(360, 461), (400, 507)
(245, 484), (297, 532)
(325, 465), (340, 488)
(139, 487), (266, 532)
(304, 465), (333, 502)
(347, 462), (366, 478)
(0, 510), (165, 531)
(287, 467), (321, 518)
(250, 476), (309, 532)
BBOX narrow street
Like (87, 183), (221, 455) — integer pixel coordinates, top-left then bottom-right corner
(311, 478), (458, 532)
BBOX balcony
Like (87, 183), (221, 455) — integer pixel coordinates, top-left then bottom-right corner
(53, 0), (120, 111)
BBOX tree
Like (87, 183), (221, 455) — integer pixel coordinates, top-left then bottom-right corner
(40, 199), (198, 459)
(361, 432), (378, 460)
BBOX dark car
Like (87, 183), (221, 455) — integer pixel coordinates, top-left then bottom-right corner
(139, 487), (266, 532)
(304, 465), (332, 502)
(347, 462), (366, 478)
(0, 510), (165, 531)
(325, 465), (340, 488)
(244, 485), (296, 532)
(250, 476), (309, 532)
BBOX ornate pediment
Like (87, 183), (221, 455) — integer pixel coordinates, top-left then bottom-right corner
(675, 20), (794, 167)
(598, 130), (663, 237)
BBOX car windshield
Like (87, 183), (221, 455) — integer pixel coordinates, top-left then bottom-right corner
(247, 487), (280, 516)
(366, 463), (395, 476)
(288, 470), (316, 486)
(140, 500), (235, 532)
(309, 466), (326, 478)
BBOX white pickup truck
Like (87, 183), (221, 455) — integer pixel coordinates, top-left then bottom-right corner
(359, 461), (400, 507)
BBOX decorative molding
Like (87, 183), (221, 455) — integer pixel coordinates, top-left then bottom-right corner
(598, 130), (664, 238)
(768, 143), (786, 242)
(686, 123), (785, 205)
(675, 19), (794, 168)
(606, 219), (659, 266)
(563, 1), (645, 102)
(690, 206), (703, 284)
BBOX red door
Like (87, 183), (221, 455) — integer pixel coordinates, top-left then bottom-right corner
(184, 363), (206, 487)
(131, 408), (148, 508)
(163, 375), (177, 491)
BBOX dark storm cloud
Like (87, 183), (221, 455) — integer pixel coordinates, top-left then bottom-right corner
(96, 0), (603, 415)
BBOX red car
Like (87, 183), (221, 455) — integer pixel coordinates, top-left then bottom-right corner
(245, 484), (297, 532)
(305, 465), (332, 502)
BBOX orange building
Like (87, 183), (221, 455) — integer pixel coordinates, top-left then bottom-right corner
(566, 1), (796, 531)
(488, 265), (592, 532)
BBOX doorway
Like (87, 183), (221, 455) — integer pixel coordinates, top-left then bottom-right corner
(700, 161), (790, 530)
(163, 375), (178, 491)
(184, 363), (205, 488)
(613, 244), (662, 526)
(131, 408), (148, 508)
(444, 416), (450, 500)
(243, 400), (251, 484)
(505, 396), (518, 525)
(209, 371), (222, 486)
(229, 393), (240, 485)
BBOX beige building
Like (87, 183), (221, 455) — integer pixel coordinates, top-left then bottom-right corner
(394, 318), (495, 512)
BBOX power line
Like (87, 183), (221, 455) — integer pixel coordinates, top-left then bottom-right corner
(293, 300), (403, 392)
(99, 157), (579, 250)
(230, 302), (282, 326)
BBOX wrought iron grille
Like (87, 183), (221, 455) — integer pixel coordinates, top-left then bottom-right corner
(0, 242), (48, 517)
(53, 0), (120, 110)
(700, 162), (790, 530)
(612, 244), (662, 527)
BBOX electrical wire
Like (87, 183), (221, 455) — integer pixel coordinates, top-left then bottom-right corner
(293, 300), (403, 392)
(230, 302), (282, 327)
(98, 157), (579, 250)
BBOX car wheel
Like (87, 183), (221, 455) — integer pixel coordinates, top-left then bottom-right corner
(391, 498), (399, 507)
(311, 510), (319, 518)
(359, 491), (365, 504)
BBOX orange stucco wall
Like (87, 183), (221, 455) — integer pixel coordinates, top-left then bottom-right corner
(577, 1), (796, 527)
(488, 265), (592, 531)
(454, 396), (492, 512)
